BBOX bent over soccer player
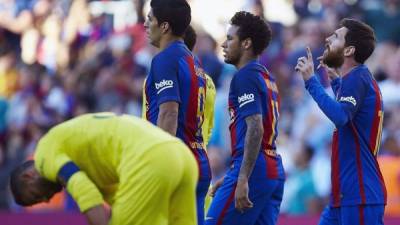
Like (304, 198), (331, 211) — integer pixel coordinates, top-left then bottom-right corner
(10, 113), (198, 225)
(143, 1), (211, 224)
(205, 11), (285, 225)
(295, 18), (386, 225)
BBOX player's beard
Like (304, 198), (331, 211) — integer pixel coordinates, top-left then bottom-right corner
(224, 51), (241, 66)
(322, 46), (345, 68)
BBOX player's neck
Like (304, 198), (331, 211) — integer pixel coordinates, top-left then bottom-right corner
(340, 58), (360, 77)
(236, 53), (258, 70)
(159, 35), (183, 51)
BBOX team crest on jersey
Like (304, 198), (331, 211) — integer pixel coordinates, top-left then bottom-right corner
(238, 93), (255, 107)
(155, 79), (174, 94)
(339, 96), (356, 106)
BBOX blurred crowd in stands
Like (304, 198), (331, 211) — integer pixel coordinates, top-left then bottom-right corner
(0, 0), (399, 217)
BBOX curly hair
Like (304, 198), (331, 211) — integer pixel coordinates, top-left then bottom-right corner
(230, 11), (272, 55)
(340, 18), (376, 64)
(151, 0), (191, 37)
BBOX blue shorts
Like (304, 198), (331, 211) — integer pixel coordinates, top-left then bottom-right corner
(205, 175), (284, 225)
(197, 177), (211, 225)
(318, 205), (385, 225)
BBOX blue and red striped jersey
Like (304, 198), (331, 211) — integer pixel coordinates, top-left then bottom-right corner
(305, 65), (387, 207)
(144, 41), (210, 179)
(228, 60), (285, 180)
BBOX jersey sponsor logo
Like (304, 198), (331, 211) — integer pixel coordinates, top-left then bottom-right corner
(155, 79), (174, 94)
(238, 93), (255, 107)
(339, 96), (357, 106)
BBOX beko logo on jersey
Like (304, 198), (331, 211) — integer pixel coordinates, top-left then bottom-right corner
(238, 93), (254, 107)
(339, 96), (357, 106)
(155, 80), (173, 94)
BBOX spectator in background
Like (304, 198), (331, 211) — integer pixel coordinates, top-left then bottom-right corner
(364, 0), (400, 44)
(281, 145), (320, 215)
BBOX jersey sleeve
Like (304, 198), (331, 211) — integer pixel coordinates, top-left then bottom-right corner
(151, 54), (181, 106)
(337, 73), (366, 119)
(234, 72), (262, 118)
(305, 73), (366, 127)
(66, 171), (104, 212)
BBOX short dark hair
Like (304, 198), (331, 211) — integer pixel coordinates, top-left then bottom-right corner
(183, 25), (196, 51)
(10, 160), (34, 206)
(230, 11), (272, 55)
(150, 0), (191, 36)
(340, 18), (376, 64)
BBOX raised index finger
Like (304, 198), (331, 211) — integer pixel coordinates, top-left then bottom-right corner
(306, 47), (313, 60)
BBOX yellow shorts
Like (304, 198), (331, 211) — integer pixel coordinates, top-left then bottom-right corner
(109, 141), (198, 225)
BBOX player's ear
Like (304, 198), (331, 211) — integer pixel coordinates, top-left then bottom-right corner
(160, 22), (170, 34)
(344, 46), (355, 57)
(242, 38), (252, 51)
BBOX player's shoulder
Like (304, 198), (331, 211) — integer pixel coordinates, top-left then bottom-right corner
(153, 42), (190, 65)
(344, 65), (372, 85)
(235, 62), (265, 83)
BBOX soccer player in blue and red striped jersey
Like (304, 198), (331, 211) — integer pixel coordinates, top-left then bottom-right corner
(295, 18), (386, 225)
(205, 11), (285, 225)
(143, 1), (211, 224)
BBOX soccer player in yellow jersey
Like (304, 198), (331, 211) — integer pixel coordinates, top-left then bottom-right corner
(183, 25), (216, 147)
(10, 113), (198, 225)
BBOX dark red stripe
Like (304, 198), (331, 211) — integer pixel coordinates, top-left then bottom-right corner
(185, 56), (201, 176)
(351, 123), (366, 204)
(265, 154), (278, 179)
(228, 100), (237, 157)
(262, 72), (273, 150)
(369, 80), (381, 154)
(370, 79), (387, 203)
(332, 130), (341, 207)
(216, 183), (237, 225)
(261, 71), (278, 179)
(358, 205), (365, 225)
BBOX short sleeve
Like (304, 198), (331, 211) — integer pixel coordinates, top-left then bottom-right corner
(234, 72), (262, 118)
(151, 55), (181, 106)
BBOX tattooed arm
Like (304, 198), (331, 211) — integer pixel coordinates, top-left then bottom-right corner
(235, 114), (264, 212)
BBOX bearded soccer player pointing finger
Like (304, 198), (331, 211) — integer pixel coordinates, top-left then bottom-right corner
(295, 18), (386, 225)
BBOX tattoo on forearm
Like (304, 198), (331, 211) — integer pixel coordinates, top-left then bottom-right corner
(239, 114), (263, 180)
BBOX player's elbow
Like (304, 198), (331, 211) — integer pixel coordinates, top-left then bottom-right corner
(332, 114), (349, 127)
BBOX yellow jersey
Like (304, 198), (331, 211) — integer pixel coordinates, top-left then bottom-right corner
(34, 113), (181, 212)
(202, 74), (216, 147)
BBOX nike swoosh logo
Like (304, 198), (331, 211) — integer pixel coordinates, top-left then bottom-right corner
(205, 217), (214, 220)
